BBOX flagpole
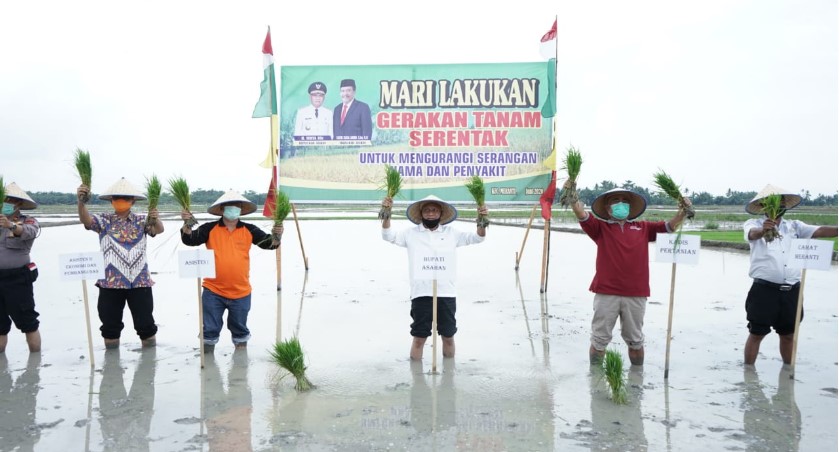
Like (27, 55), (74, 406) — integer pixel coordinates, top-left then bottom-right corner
(540, 17), (559, 293)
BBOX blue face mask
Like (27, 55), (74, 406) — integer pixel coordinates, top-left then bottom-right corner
(610, 202), (630, 220)
(1, 202), (15, 216)
(223, 206), (241, 221)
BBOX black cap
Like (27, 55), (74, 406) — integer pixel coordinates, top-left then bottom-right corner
(340, 79), (356, 89)
(308, 81), (327, 94)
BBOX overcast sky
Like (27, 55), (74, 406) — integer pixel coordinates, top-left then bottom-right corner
(1, 0), (836, 197)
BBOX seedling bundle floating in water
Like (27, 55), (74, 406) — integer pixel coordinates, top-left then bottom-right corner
(464, 175), (489, 228)
(270, 337), (314, 391)
(602, 348), (627, 405)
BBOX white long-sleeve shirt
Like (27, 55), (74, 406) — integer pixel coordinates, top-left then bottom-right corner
(382, 223), (484, 299)
(744, 218), (818, 284)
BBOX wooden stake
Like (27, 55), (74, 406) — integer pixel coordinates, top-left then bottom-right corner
(664, 262), (677, 379)
(81, 280), (94, 368)
(789, 269), (807, 378)
(291, 203), (309, 270)
(515, 205), (538, 270)
(197, 278), (204, 369)
(432, 279), (438, 374)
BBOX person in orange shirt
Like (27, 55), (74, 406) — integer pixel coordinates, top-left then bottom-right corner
(180, 190), (282, 352)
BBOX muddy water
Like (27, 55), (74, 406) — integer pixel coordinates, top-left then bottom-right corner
(0, 219), (835, 451)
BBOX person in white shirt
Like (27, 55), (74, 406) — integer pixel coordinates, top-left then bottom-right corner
(293, 81), (332, 138)
(742, 184), (837, 366)
(381, 195), (488, 360)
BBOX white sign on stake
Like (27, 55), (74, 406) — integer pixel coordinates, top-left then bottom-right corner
(655, 233), (701, 265)
(178, 249), (216, 278)
(59, 252), (105, 281)
(786, 239), (834, 271)
(413, 249), (455, 281)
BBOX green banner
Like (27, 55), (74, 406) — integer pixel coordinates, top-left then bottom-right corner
(279, 62), (555, 203)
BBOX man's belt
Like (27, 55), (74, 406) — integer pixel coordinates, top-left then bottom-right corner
(754, 278), (798, 292)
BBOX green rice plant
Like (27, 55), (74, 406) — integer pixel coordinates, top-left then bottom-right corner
(559, 146), (583, 207)
(73, 148), (92, 203)
(269, 337), (314, 391)
(144, 174), (161, 228)
(653, 169), (695, 220)
(167, 176), (197, 227)
(761, 194), (783, 242)
(0, 176), (6, 206)
(377, 165), (402, 220)
(271, 190), (291, 242)
(602, 348), (627, 404)
(464, 175), (489, 228)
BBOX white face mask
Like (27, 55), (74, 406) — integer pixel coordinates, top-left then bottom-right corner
(223, 206), (241, 221)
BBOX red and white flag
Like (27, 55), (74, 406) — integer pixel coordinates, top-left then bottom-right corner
(540, 19), (557, 60)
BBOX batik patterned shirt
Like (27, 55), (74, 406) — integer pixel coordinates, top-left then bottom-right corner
(90, 212), (153, 288)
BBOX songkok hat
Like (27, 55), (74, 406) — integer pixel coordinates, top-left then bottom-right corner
(591, 188), (647, 221)
(208, 190), (257, 216)
(99, 177), (146, 201)
(4, 182), (38, 210)
(308, 82), (327, 94)
(745, 184), (802, 215)
(406, 195), (458, 225)
(340, 79), (356, 89)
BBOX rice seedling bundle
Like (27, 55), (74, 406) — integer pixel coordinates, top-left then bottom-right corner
(464, 176), (489, 228)
(602, 349), (627, 405)
(378, 165), (402, 220)
(0, 176), (6, 206)
(270, 337), (314, 391)
(559, 146), (583, 207)
(167, 176), (197, 227)
(144, 174), (161, 228)
(271, 190), (291, 242)
(74, 148), (92, 203)
(760, 194), (783, 242)
(652, 169), (695, 220)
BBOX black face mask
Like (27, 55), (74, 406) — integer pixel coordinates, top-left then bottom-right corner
(422, 218), (441, 229)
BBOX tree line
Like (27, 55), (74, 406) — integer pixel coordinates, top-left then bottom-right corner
(22, 181), (838, 207)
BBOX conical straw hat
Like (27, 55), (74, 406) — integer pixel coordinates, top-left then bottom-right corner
(208, 190), (257, 216)
(99, 177), (146, 200)
(4, 182), (38, 210)
(745, 184), (802, 215)
(405, 195), (458, 225)
(591, 188), (647, 220)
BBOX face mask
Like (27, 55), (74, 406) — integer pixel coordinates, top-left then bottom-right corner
(1, 203), (15, 215)
(111, 199), (132, 214)
(610, 202), (630, 220)
(223, 206), (242, 221)
(421, 218), (441, 229)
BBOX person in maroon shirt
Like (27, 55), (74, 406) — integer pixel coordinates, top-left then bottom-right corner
(571, 188), (689, 366)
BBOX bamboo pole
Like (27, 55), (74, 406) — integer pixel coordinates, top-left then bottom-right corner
(291, 204), (309, 270)
(539, 220), (550, 293)
(81, 280), (95, 368)
(275, 287), (283, 344)
(664, 262), (677, 379)
(515, 205), (538, 271)
(432, 279), (438, 374)
(197, 278), (205, 369)
(789, 269), (807, 378)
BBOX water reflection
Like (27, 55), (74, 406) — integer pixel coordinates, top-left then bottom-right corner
(409, 358), (456, 433)
(742, 367), (801, 451)
(98, 348), (155, 451)
(0, 353), (41, 452)
(202, 349), (253, 451)
(587, 366), (647, 451)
